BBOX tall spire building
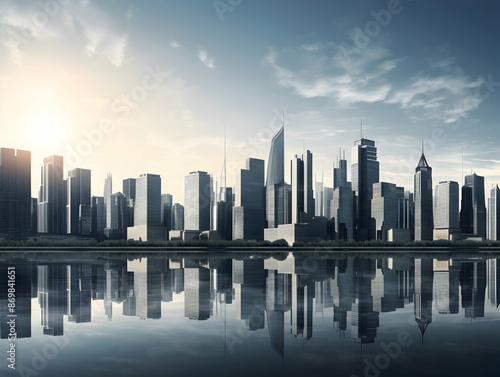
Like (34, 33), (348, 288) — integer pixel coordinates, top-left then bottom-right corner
(414, 149), (433, 241)
(266, 127), (291, 228)
(351, 137), (379, 241)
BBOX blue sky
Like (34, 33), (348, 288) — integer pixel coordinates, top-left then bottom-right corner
(0, 0), (498, 203)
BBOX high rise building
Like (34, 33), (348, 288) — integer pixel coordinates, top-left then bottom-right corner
(30, 198), (37, 237)
(315, 178), (324, 218)
(0, 148), (31, 240)
(488, 185), (500, 240)
(127, 174), (165, 241)
(214, 187), (233, 240)
(291, 150), (314, 224)
(371, 182), (398, 241)
(123, 178), (136, 228)
(331, 151), (354, 240)
(351, 138), (379, 241)
(38, 155), (66, 234)
(103, 173), (112, 229)
(460, 173), (486, 238)
(105, 192), (128, 239)
(433, 181), (460, 240)
(91, 196), (106, 238)
(66, 168), (91, 236)
(334, 150), (348, 190)
(185, 171), (212, 232)
(266, 127), (287, 229)
(161, 194), (173, 230)
(414, 151), (433, 241)
(171, 203), (184, 231)
(233, 158), (265, 240)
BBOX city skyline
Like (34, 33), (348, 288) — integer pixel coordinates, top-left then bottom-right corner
(0, 1), (498, 204)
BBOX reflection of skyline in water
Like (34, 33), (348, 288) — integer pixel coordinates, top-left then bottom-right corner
(1, 254), (500, 359)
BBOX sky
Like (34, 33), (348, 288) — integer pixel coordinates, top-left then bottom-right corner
(0, 0), (499, 205)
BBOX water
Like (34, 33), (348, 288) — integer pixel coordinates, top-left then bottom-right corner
(1, 251), (499, 377)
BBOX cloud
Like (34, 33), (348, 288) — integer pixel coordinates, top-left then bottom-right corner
(106, 34), (127, 67)
(385, 73), (484, 123)
(263, 43), (398, 106)
(169, 40), (181, 48)
(198, 48), (216, 69)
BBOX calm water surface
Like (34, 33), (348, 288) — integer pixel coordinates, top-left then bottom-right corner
(1, 251), (499, 377)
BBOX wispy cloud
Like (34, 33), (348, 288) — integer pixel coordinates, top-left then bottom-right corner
(386, 73), (484, 123)
(263, 43), (398, 106)
(198, 48), (215, 69)
(169, 40), (181, 48)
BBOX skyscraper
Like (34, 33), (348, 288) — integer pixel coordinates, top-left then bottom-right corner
(123, 178), (136, 228)
(91, 196), (106, 238)
(66, 168), (91, 235)
(460, 173), (486, 239)
(488, 185), (500, 240)
(185, 171), (212, 232)
(38, 155), (66, 234)
(266, 127), (288, 229)
(104, 173), (112, 229)
(161, 194), (173, 230)
(171, 203), (185, 231)
(105, 192), (128, 239)
(331, 151), (354, 240)
(127, 174), (165, 241)
(351, 138), (379, 241)
(371, 182), (398, 241)
(291, 150), (314, 224)
(233, 158), (265, 240)
(0, 148), (31, 240)
(434, 181), (460, 240)
(414, 151), (433, 241)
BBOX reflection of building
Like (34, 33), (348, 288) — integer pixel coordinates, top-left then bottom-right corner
(433, 260), (459, 314)
(127, 258), (164, 319)
(351, 259), (379, 343)
(234, 259), (266, 330)
(67, 264), (92, 323)
(488, 259), (500, 308)
(414, 259), (433, 342)
(38, 265), (67, 336)
(460, 261), (486, 318)
(185, 266), (211, 320)
(291, 274), (314, 339)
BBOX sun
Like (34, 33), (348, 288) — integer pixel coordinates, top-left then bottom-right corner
(28, 110), (64, 147)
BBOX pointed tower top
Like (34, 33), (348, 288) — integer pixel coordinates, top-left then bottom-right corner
(417, 153), (430, 169)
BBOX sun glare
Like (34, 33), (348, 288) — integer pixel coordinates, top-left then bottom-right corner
(28, 111), (64, 147)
